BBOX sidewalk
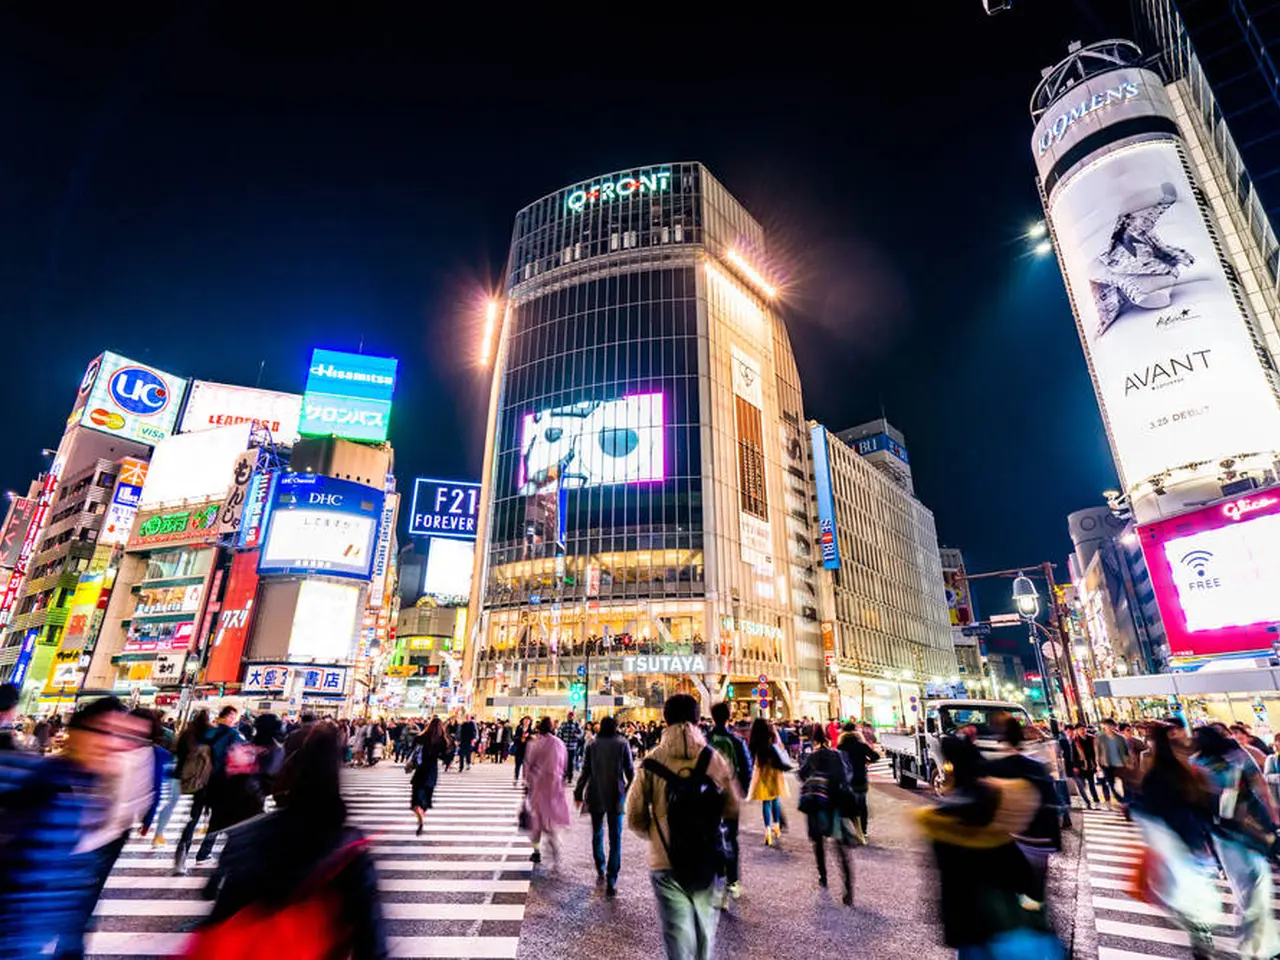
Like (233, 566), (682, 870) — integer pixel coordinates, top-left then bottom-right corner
(515, 772), (952, 960)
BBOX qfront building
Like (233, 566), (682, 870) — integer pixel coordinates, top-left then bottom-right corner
(467, 163), (827, 720)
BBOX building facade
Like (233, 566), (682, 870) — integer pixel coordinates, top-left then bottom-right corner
(1032, 39), (1280, 525)
(810, 423), (957, 727)
(467, 162), (825, 720)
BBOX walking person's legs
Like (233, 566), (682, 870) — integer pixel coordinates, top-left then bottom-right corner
(651, 871), (719, 960)
(152, 778), (180, 843)
(606, 812), (623, 890)
(590, 809), (606, 880)
(722, 817), (741, 893)
(812, 838), (828, 886)
(174, 790), (208, 872)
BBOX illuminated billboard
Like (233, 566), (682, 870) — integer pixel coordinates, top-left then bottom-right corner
(810, 425), (840, 570)
(423, 536), (475, 605)
(298, 349), (398, 443)
(732, 347), (771, 569)
(518, 393), (664, 492)
(288, 580), (361, 661)
(0, 498), (35, 569)
(1036, 68), (1280, 489)
(100, 459), (148, 546)
(259, 473), (383, 579)
(180, 381), (303, 445)
(204, 550), (260, 683)
(77, 351), (188, 447)
(1138, 492), (1280, 659)
(139, 424), (252, 509)
(409, 478), (480, 540)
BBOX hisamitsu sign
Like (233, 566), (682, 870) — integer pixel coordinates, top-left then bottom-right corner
(409, 478), (480, 540)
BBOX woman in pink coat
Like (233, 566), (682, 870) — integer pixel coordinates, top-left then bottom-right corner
(522, 716), (571, 866)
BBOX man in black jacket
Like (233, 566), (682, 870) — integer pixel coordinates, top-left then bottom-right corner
(708, 701), (751, 901)
(574, 714), (634, 897)
(837, 723), (880, 838)
(458, 715), (478, 771)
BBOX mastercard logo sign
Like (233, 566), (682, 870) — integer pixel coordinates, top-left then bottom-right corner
(88, 408), (126, 431)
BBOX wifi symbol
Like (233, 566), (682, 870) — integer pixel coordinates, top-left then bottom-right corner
(1181, 549), (1214, 577)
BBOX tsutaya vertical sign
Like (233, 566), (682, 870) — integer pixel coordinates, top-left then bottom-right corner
(732, 345), (772, 570)
(565, 169), (671, 213)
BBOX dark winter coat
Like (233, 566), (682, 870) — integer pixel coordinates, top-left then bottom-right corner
(574, 733), (634, 815)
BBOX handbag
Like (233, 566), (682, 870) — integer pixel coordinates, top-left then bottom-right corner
(518, 800), (532, 832)
(798, 770), (830, 814)
(183, 839), (367, 960)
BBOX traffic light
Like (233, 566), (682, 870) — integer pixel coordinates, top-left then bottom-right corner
(726, 684), (735, 698)
(569, 682), (585, 705)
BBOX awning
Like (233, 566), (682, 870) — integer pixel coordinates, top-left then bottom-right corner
(1095, 666), (1280, 698)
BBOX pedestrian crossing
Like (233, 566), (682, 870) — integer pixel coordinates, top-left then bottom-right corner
(87, 762), (531, 959)
(867, 758), (894, 784)
(1083, 806), (1280, 959)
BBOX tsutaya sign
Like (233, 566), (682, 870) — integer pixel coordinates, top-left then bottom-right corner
(565, 170), (672, 213)
(623, 654), (707, 674)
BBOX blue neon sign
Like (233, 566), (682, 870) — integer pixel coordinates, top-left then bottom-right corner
(299, 349), (398, 443)
(258, 473), (384, 580)
(409, 478), (481, 540)
(810, 425), (841, 570)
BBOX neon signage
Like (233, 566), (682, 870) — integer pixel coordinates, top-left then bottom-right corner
(1036, 79), (1140, 156)
(565, 170), (671, 213)
(1223, 495), (1278, 522)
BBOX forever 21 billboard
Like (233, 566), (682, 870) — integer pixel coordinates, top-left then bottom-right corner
(258, 473), (384, 580)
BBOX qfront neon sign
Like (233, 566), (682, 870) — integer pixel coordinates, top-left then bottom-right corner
(566, 170), (671, 213)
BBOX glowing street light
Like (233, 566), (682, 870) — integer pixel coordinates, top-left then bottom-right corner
(725, 248), (778, 299)
(1032, 239), (1053, 256)
(1012, 573), (1040, 620)
(1027, 221), (1048, 239)
(479, 299), (499, 367)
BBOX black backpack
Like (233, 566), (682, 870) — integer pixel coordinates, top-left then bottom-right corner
(642, 747), (727, 891)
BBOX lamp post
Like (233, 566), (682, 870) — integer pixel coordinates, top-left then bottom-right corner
(1012, 573), (1056, 723)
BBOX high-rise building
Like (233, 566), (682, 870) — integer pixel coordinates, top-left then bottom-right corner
(836, 418), (914, 494)
(939, 546), (988, 694)
(467, 163), (826, 720)
(810, 423), (957, 726)
(1032, 39), (1280, 524)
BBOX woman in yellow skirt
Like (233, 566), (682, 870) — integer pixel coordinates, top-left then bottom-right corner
(747, 717), (792, 845)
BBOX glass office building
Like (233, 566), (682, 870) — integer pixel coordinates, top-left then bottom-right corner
(468, 163), (826, 720)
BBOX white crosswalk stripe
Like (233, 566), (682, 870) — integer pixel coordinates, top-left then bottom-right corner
(1082, 807), (1280, 958)
(86, 762), (529, 959)
(867, 759), (895, 784)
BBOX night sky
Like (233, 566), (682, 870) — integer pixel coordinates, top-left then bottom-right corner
(2, 4), (1132, 634)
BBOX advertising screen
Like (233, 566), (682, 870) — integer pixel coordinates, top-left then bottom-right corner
(810, 425), (841, 570)
(1138, 492), (1280, 658)
(181, 381), (303, 445)
(204, 550), (260, 683)
(139, 424), (252, 509)
(259, 473), (383, 579)
(423, 536), (475, 605)
(0, 498), (35, 569)
(287, 579), (361, 660)
(409, 478), (480, 540)
(1048, 139), (1280, 486)
(299, 349), (398, 443)
(519, 393), (664, 492)
(100, 458), (148, 546)
(77, 351), (188, 447)
(732, 347), (772, 569)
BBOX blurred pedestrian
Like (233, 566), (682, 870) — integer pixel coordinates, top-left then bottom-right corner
(512, 716), (533, 784)
(0, 682), (20, 751)
(574, 714), (633, 896)
(836, 722), (880, 839)
(983, 715), (1061, 902)
(626, 694), (738, 960)
(747, 717), (791, 847)
(175, 705), (243, 873)
(193, 723), (386, 959)
(1097, 718), (1130, 806)
(523, 717), (570, 866)
(917, 736), (1058, 959)
(410, 718), (450, 835)
(458, 715), (478, 771)
(799, 724), (855, 905)
(0, 696), (143, 959)
(137, 709), (179, 848)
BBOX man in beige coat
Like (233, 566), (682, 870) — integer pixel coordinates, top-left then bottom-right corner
(626, 694), (740, 960)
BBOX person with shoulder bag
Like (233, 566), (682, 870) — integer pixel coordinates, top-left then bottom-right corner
(191, 723), (386, 960)
(746, 718), (791, 847)
(799, 723), (858, 905)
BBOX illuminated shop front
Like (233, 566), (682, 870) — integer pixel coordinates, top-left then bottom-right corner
(468, 163), (825, 718)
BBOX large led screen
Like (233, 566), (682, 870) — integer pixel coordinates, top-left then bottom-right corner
(423, 536), (475, 606)
(1049, 139), (1280, 486)
(287, 580), (360, 661)
(1138, 492), (1280, 659)
(298, 348), (398, 444)
(259, 473), (383, 580)
(518, 393), (664, 493)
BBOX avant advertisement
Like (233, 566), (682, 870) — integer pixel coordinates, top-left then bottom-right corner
(1049, 140), (1280, 485)
(518, 393), (664, 492)
(77, 351), (188, 447)
(1138, 493), (1280, 659)
(180, 381), (303, 445)
(259, 473), (383, 579)
(732, 346), (772, 569)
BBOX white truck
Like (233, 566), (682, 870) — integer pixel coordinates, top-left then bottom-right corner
(879, 699), (1058, 793)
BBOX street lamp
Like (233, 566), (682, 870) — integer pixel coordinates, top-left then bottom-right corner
(1012, 573), (1040, 618)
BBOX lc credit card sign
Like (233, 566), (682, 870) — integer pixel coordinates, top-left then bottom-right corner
(298, 349), (397, 443)
(78, 351), (188, 446)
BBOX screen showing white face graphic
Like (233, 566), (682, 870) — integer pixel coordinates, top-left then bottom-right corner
(1163, 512), (1280, 632)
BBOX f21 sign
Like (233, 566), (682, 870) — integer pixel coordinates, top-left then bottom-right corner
(409, 478), (480, 540)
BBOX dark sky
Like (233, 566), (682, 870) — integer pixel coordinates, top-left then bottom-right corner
(2, 3), (1132, 630)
